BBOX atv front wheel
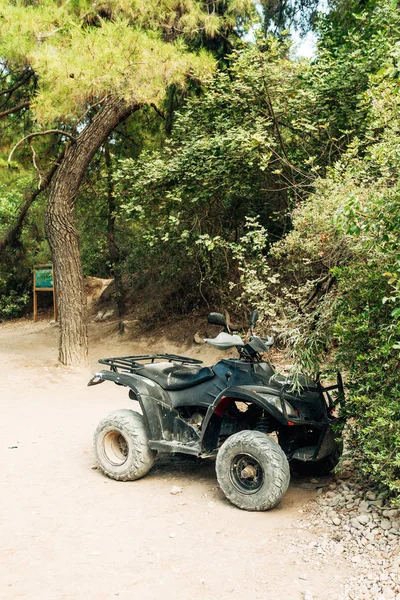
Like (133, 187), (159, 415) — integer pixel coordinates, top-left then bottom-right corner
(93, 409), (156, 481)
(216, 430), (290, 511)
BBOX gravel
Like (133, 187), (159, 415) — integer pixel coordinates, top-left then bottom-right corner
(294, 470), (400, 600)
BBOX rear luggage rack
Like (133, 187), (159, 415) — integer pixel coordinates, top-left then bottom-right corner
(99, 354), (203, 373)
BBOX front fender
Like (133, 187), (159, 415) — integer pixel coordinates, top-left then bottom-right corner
(203, 385), (289, 428)
(200, 385), (290, 454)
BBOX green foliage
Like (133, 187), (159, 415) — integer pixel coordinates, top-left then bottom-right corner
(0, 175), (52, 320)
(260, 64), (400, 495)
(0, 288), (29, 320)
(112, 40), (351, 308)
(0, 0), (258, 123)
(110, 20), (394, 312)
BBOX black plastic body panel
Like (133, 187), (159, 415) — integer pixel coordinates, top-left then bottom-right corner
(89, 354), (339, 460)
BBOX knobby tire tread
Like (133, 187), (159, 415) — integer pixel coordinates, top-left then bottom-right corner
(216, 430), (290, 511)
(94, 409), (156, 481)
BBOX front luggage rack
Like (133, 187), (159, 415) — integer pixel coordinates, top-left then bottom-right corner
(99, 354), (203, 373)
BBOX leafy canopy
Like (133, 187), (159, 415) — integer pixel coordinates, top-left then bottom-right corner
(0, 0), (257, 123)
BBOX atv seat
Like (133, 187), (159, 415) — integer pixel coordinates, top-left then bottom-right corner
(137, 362), (214, 391)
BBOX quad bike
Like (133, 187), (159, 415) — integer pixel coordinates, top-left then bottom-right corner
(88, 310), (344, 511)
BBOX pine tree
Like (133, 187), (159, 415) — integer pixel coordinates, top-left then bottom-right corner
(0, 0), (254, 364)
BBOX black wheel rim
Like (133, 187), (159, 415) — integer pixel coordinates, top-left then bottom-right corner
(229, 453), (264, 494)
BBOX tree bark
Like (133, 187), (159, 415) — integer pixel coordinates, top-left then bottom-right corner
(45, 97), (139, 365)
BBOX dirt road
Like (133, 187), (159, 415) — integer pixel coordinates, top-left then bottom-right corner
(1, 319), (352, 600)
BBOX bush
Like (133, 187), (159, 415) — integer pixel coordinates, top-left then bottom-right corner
(0, 289), (30, 320)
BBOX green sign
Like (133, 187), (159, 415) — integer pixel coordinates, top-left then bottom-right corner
(35, 268), (53, 288)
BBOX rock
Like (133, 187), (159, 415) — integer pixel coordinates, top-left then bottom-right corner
(299, 574), (308, 580)
(359, 501), (371, 513)
(377, 492), (388, 507)
(332, 517), (341, 526)
(93, 311), (104, 322)
(366, 491), (377, 501)
(102, 309), (114, 320)
(383, 509), (400, 520)
(194, 332), (205, 344)
(371, 584), (381, 595)
(329, 495), (341, 507)
(381, 520), (392, 531)
(393, 555), (400, 569)
(357, 514), (370, 526)
(351, 554), (362, 564)
(170, 485), (183, 495)
(169, 532), (176, 538)
(351, 517), (364, 530)
(303, 593), (314, 600)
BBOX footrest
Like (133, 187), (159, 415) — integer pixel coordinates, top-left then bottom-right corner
(149, 440), (201, 456)
(291, 446), (317, 462)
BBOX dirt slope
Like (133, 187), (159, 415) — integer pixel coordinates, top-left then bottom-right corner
(1, 318), (353, 600)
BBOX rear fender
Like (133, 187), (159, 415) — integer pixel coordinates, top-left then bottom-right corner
(88, 370), (199, 444)
(200, 385), (287, 453)
(88, 369), (169, 403)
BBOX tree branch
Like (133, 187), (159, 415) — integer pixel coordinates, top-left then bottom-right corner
(303, 275), (336, 309)
(30, 140), (44, 188)
(150, 103), (166, 120)
(8, 130), (76, 163)
(0, 148), (65, 254)
(218, 32), (234, 49)
(0, 101), (30, 119)
(0, 70), (33, 98)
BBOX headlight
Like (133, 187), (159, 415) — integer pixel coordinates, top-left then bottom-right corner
(257, 393), (298, 419)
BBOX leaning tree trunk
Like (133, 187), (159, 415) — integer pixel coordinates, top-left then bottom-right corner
(45, 98), (139, 365)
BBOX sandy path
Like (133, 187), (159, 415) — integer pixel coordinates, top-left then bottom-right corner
(1, 319), (352, 600)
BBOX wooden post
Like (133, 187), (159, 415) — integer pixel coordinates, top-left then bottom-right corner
(33, 268), (38, 322)
(33, 264), (57, 322)
(52, 265), (58, 322)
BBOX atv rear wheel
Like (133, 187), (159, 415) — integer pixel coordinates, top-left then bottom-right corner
(216, 430), (290, 511)
(94, 409), (156, 481)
